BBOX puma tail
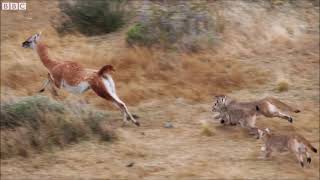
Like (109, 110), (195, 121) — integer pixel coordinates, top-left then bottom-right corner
(300, 136), (318, 153)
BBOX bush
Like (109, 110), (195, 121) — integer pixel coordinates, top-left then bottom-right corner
(127, 23), (146, 45)
(0, 96), (116, 159)
(58, 0), (127, 36)
(126, 1), (218, 51)
(126, 23), (158, 46)
(1, 95), (64, 128)
(277, 80), (289, 92)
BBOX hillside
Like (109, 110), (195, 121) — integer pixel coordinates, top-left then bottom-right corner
(1, 0), (319, 179)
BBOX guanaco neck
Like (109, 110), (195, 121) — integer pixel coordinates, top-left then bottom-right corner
(35, 42), (58, 70)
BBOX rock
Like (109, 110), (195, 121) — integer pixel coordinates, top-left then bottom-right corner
(164, 122), (174, 128)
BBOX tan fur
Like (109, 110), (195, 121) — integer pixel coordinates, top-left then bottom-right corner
(212, 95), (258, 135)
(258, 128), (317, 167)
(212, 95), (300, 125)
(257, 97), (300, 121)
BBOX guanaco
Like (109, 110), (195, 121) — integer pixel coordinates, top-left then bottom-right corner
(22, 33), (140, 126)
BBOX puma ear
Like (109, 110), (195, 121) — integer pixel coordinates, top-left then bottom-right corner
(221, 96), (226, 103)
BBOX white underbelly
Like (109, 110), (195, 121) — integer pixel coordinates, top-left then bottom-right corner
(102, 76), (121, 102)
(61, 80), (90, 94)
(267, 102), (278, 113)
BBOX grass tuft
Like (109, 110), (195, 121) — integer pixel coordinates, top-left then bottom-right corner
(201, 123), (215, 137)
(277, 80), (289, 92)
(0, 95), (117, 159)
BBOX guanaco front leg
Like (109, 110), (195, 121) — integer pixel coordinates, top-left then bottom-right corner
(38, 79), (49, 93)
(38, 73), (59, 96)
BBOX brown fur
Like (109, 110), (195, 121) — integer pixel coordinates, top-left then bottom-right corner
(88, 74), (113, 101)
(97, 65), (115, 77)
(36, 43), (60, 69)
(50, 61), (89, 87)
(23, 34), (139, 126)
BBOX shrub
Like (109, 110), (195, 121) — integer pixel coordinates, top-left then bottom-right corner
(1, 95), (64, 129)
(126, 23), (157, 46)
(0, 95), (116, 159)
(201, 123), (215, 137)
(126, 1), (218, 51)
(277, 80), (289, 92)
(58, 0), (127, 36)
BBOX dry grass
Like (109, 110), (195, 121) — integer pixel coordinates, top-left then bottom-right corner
(3, 0), (317, 105)
(201, 122), (215, 137)
(0, 0), (319, 179)
(0, 96), (117, 159)
(0, 0), (271, 106)
(0, 99), (319, 179)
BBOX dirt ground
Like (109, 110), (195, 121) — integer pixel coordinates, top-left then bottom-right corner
(1, 95), (319, 179)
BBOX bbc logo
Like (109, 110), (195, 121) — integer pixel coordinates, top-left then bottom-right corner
(1, 2), (27, 10)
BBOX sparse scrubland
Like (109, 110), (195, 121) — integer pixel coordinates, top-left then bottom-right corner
(1, 0), (319, 179)
(1, 95), (116, 159)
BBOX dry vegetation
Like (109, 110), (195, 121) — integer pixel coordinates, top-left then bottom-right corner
(1, 0), (319, 179)
(0, 95), (117, 159)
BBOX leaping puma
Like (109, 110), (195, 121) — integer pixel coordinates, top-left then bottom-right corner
(22, 33), (140, 126)
(212, 95), (300, 125)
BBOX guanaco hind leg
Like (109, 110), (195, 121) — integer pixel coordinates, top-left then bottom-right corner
(112, 100), (140, 126)
(90, 76), (140, 126)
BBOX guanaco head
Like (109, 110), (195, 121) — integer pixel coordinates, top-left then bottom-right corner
(257, 128), (271, 139)
(22, 32), (41, 49)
